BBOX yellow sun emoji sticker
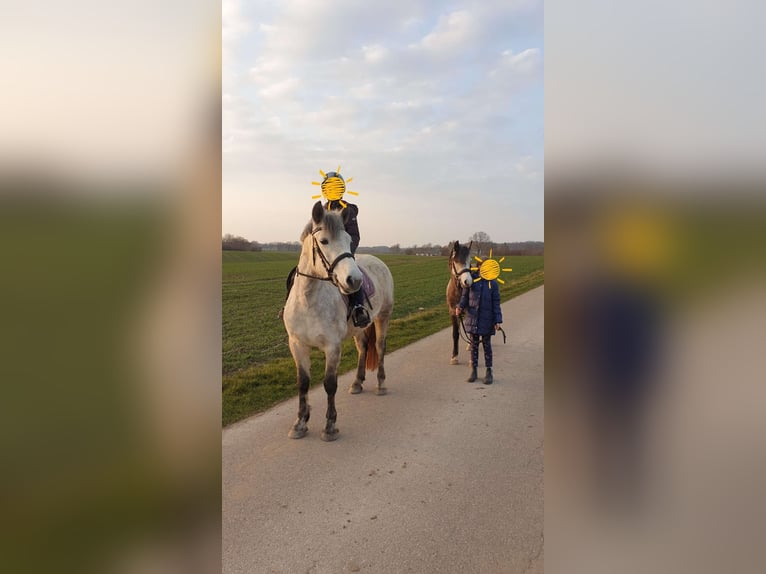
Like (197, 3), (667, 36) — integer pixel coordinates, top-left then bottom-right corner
(311, 166), (359, 208)
(471, 249), (513, 289)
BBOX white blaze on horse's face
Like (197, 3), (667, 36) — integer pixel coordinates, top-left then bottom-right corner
(456, 260), (473, 288)
(321, 230), (362, 293)
(451, 243), (473, 289)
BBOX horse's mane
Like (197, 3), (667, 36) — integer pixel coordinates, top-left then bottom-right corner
(300, 208), (345, 241)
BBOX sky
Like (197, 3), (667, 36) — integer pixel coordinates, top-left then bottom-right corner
(223, 0), (543, 246)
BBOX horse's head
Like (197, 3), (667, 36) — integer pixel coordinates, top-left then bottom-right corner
(449, 240), (473, 288)
(302, 201), (363, 294)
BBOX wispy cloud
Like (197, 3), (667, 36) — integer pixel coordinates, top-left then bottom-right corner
(413, 10), (477, 52)
(223, 0), (543, 245)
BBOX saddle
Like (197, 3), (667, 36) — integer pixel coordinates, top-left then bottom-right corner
(359, 267), (376, 299)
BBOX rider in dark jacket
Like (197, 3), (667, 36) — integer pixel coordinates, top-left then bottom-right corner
(326, 200), (360, 252)
(280, 171), (370, 328)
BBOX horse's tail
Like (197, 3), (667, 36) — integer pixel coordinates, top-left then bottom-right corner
(365, 324), (379, 371)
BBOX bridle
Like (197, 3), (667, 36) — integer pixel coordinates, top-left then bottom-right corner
(449, 250), (472, 289)
(295, 226), (355, 288)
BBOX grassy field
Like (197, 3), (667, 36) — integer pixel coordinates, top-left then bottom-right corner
(223, 251), (544, 425)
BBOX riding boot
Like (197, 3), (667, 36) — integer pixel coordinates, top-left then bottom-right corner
(352, 305), (371, 328)
(467, 366), (477, 383)
(484, 368), (493, 385)
(349, 288), (370, 328)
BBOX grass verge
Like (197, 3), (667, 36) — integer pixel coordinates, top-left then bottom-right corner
(223, 262), (543, 426)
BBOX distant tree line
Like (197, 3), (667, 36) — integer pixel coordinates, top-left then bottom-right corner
(223, 231), (543, 256)
(486, 241), (545, 256)
(222, 234), (262, 251)
(358, 241), (543, 256)
(359, 232), (543, 256)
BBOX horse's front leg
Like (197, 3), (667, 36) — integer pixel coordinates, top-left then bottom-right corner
(450, 315), (460, 364)
(349, 331), (367, 394)
(321, 346), (341, 441)
(288, 338), (311, 439)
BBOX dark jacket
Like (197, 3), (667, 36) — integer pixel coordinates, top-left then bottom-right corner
(459, 276), (503, 335)
(326, 200), (360, 254)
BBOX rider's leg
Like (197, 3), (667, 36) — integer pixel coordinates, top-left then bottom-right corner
(349, 289), (370, 327)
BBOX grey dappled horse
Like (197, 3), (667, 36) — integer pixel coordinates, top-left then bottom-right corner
(445, 240), (473, 364)
(282, 202), (394, 441)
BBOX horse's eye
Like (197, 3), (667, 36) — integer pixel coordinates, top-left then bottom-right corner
(320, 238), (329, 245)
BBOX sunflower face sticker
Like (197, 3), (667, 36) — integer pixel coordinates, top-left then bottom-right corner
(471, 249), (513, 288)
(311, 166), (359, 208)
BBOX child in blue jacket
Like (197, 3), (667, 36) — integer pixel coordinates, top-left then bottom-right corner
(456, 265), (503, 384)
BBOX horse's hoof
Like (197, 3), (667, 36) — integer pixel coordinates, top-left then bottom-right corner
(450, 356), (459, 365)
(287, 420), (309, 438)
(349, 382), (363, 394)
(320, 427), (339, 441)
(374, 386), (387, 396)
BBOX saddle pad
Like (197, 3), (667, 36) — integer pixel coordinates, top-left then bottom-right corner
(360, 267), (375, 299)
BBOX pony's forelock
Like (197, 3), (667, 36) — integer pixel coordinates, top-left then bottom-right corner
(300, 208), (344, 241)
(453, 241), (471, 263)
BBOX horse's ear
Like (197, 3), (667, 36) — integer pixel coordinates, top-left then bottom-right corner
(312, 201), (324, 225)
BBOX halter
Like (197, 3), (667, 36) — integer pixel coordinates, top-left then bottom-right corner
(449, 250), (472, 288)
(295, 226), (355, 287)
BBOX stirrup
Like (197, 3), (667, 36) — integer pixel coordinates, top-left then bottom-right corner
(351, 305), (370, 327)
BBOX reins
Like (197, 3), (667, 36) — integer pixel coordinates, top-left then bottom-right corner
(457, 314), (507, 344)
(457, 313), (472, 344)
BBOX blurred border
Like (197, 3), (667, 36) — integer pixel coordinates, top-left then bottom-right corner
(546, 1), (766, 573)
(1, 2), (222, 573)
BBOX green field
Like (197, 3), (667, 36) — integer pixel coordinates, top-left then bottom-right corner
(223, 251), (544, 425)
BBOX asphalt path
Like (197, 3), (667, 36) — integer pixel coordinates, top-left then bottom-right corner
(223, 286), (544, 574)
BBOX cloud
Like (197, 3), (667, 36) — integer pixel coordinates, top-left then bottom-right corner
(222, 0), (249, 48)
(496, 48), (541, 75)
(258, 77), (302, 100)
(515, 155), (541, 181)
(249, 56), (288, 84)
(414, 10), (477, 53)
(223, 1), (544, 244)
(362, 44), (388, 63)
(486, 47), (542, 97)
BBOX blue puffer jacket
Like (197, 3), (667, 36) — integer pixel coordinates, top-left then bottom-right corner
(459, 276), (503, 335)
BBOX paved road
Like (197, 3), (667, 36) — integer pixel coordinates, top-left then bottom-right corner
(223, 286), (544, 574)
